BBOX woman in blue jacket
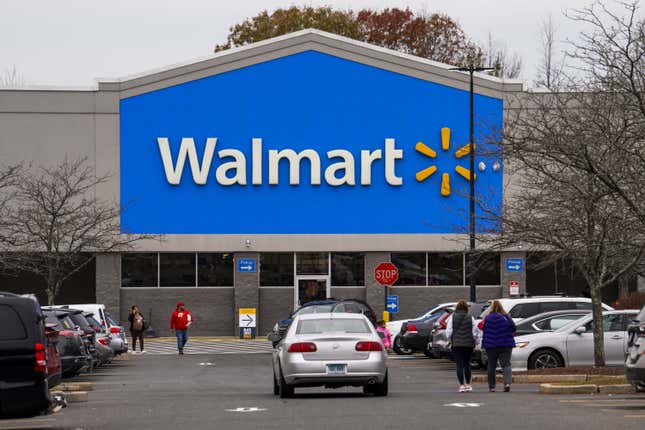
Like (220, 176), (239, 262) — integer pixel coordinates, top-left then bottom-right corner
(478, 300), (516, 392)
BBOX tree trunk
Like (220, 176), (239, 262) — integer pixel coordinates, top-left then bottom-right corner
(589, 283), (605, 367)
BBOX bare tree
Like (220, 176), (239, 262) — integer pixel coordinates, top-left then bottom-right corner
(0, 158), (155, 305)
(497, 0), (645, 366)
(0, 164), (22, 271)
(481, 32), (522, 79)
(1, 65), (26, 88)
(535, 14), (564, 89)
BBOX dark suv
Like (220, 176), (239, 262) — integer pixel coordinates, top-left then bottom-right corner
(0, 292), (51, 417)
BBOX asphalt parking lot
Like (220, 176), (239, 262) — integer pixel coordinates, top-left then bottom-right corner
(1, 352), (644, 430)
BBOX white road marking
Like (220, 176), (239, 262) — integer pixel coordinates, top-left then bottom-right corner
(444, 403), (482, 408)
(225, 407), (267, 412)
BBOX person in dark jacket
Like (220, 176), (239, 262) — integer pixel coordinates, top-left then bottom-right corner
(478, 300), (517, 392)
(128, 305), (146, 353)
(446, 300), (479, 392)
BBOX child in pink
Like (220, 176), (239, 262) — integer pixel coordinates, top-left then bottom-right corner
(376, 320), (392, 349)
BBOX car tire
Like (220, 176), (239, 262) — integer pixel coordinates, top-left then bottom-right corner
(528, 349), (564, 370)
(278, 369), (294, 399)
(392, 335), (413, 355)
(423, 343), (436, 358)
(273, 371), (280, 395)
(373, 372), (389, 397)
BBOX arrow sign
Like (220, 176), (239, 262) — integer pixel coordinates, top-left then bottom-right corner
(242, 314), (255, 326)
(238, 308), (257, 328)
(386, 295), (398, 313)
(238, 258), (257, 273)
(505, 258), (524, 272)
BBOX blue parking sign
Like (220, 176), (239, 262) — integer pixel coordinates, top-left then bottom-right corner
(386, 295), (399, 313)
(505, 258), (523, 272)
(237, 258), (256, 273)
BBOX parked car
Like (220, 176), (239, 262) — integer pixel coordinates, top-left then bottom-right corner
(270, 312), (388, 398)
(84, 313), (114, 366)
(269, 299), (377, 347)
(42, 309), (90, 378)
(44, 306), (98, 368)
(44, 323), (62, 388)
(514, 310), (591, 336)
(429, 302), (487, 360)
(480, 296), (613, 323)
(392, 303), (456, 355)
(386, 302), (455, 342)
(625, 305), (645, 392)
(64, 304), (128, 355)
(0, 292), (51, 417)
(511, 310), (638, 370)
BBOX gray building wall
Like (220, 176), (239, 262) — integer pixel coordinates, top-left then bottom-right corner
(330, 287), (366, 301)
(234, 253), (260, 337)
(258, 288), (294, 335)
(95, 254), (121, 318)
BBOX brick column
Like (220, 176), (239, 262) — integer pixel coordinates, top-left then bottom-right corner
(500, 251), (526, 297)
(364, 252), (390, 316)
(95, 253), (121, 318)
(234, 253), (260, 337)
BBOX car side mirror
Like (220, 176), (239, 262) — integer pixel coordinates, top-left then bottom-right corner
(267, 332), (282, 344)
(574, 326), (587, 335)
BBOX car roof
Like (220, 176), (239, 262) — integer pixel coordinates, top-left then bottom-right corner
(295, 312), (367, 321)
(494, 297), (594, 303)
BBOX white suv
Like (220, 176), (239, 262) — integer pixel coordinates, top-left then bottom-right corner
(480, 296), (614, 323)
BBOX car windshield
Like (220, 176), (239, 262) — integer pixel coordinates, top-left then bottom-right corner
(106, 314), (121, 326)
(296, 318), (371, 334)
(636, 306), (645, 322)
(293, 304), (335, 317)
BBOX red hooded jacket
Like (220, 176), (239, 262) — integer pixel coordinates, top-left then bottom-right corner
(170, 302), (193, 331)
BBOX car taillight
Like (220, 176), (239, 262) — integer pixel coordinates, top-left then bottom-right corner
(110, 327), (121, 334)
(35, 342), (47, 373)
(59, 330), (76, 337)
(355, 341), (383, 352)
(98, 337), (109, 346)
(407, 323), (418, 334)
(287, 342), (317, 353)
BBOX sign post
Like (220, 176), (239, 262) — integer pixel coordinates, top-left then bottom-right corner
(238, 308), (257, 339)
(374, 262), (399, 323)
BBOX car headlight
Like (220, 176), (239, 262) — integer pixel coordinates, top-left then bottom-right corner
(515, 341), (530, 348)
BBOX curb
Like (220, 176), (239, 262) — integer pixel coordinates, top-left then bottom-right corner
(58, 382), (94, 392)
(597, 384), (635, 394)
(472, 374), (628, 385)
(539, 384), (598, 394)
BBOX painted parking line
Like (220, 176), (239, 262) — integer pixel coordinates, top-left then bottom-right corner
(623, 414), (645, 418)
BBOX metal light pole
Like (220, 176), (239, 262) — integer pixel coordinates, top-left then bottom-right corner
(451, 65), (495, 303)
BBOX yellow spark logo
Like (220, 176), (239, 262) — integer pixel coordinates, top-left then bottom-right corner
(415, 127), (475, 197)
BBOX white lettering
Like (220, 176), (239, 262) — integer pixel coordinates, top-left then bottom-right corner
(385, 138), (403, 186)
(216, 149), (247, 185)
(268, 149), (321, 185)
(252, 138), (262, 185)
(360, 149), (382, 185)
(157, 137), (217, 185)
(325, 150), (355, 186)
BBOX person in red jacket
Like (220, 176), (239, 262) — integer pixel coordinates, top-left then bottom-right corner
(170, 301), (193, 355)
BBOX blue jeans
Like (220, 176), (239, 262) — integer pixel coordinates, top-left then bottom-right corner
(175, 330), (188, 351)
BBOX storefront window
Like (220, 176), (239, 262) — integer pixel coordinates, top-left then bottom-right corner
(260, 253), (294, 286)
(160, 253), (196, 287)
(296, 252), (328, 275)
(331, 253), (365, 286)
(121, 253), (158, 287)
(198, 253), (234, 286)
(391, 253), (426, 286)
(428, 253), (463, 285)
(466, 252), (500, 285)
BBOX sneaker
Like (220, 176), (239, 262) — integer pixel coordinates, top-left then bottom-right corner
(504, 385), (511, 392)
(489, 388), (496, 392)
(459, 385), (467, 393)
(179, 350), (184, 355)
(465, 385), (473, 392)
(140, 350), (146, 354)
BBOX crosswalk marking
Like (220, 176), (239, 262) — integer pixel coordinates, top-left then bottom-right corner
(140, 340), (273, 355)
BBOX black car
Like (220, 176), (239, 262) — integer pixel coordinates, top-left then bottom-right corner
(268, 298), (377, 346)
(0, 292), (51, 417)
(62, 308), (98, 368)
(42, 309), (90, 378)
(399, 307), (454, 355)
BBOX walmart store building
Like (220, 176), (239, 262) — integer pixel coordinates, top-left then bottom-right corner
(1, 30), (585, 336)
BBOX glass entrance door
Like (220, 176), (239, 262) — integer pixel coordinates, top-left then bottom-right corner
(297, 278), (328, 306)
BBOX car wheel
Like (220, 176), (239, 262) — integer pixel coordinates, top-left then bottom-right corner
(278, 369), (294, 398)
(392, 335), (413, 355)
(528, 349), (563, 370)
(273, 371), (279, 395)
(423, 343), (436, 358)
(373, 372), (389, 397)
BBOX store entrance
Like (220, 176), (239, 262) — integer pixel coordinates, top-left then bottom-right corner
(296, 277), (329, 307)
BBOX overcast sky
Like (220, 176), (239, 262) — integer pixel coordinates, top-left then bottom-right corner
(1, 0), (595, 88)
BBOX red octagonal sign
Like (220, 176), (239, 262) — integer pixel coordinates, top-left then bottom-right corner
(374, 262), (398, 286)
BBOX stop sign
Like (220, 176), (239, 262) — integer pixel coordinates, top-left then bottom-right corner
(374, 262), (398, 286)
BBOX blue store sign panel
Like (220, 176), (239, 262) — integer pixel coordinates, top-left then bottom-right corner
(120, 51), (503, 234)
(237, 258), (256, 273)
(386, 295), (399, 313)
(505, 258), (524, 272)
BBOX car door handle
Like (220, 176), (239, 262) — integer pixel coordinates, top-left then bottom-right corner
(611, 335), (623, 340)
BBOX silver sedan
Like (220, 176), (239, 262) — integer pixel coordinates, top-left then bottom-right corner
(511, 310), (638, 370)
(271, 312), (388, 398)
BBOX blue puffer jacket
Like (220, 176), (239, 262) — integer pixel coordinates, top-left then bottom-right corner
(481, 313), (516, 349)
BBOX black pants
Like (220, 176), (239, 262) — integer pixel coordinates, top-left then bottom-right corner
(485, 347), (512, 389)
(131, 330), (144, 351)
(452, 347), (474, 385)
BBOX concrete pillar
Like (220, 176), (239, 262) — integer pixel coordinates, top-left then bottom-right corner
(234, 252), (260, 337)
(95, 253), (121, 318)
(638, 275), (645, 293)
(500, 251), (526, 297)
(364, 252), (390, 316)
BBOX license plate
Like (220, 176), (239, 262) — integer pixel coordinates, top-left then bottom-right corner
(326, 364), (346, 375)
